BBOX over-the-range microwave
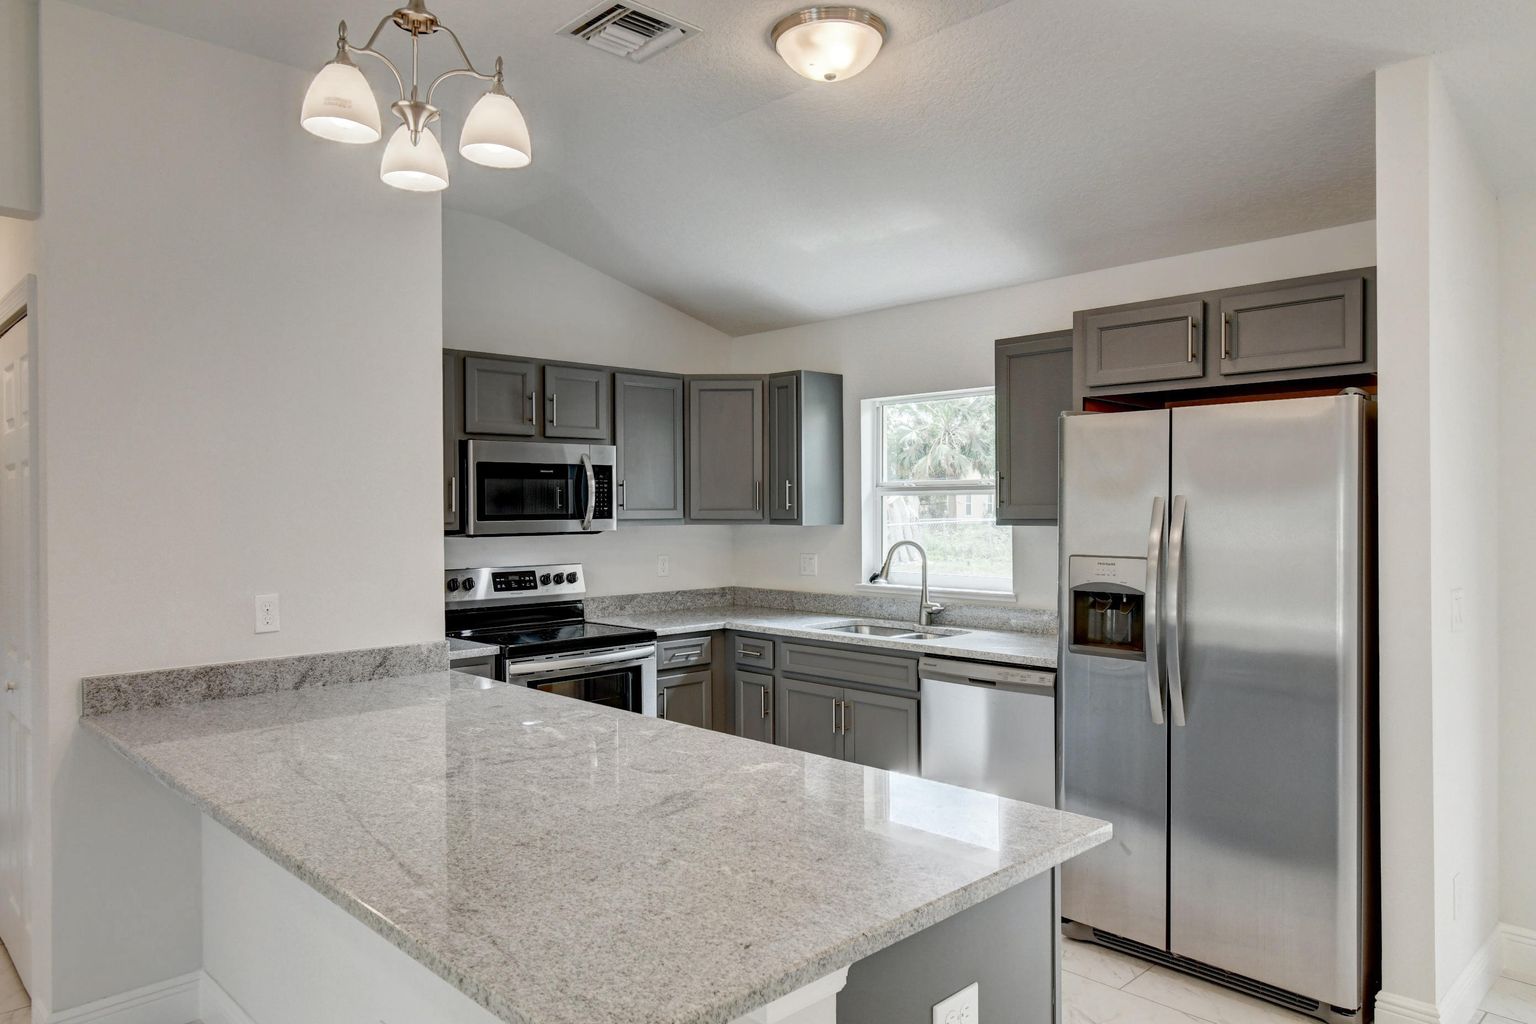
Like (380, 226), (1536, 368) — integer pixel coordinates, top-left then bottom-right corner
(460, 440), (617, 536)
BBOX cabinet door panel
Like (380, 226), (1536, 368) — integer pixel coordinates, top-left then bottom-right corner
(444, 352), (463, 530)
(615, 373), (684, 519)
(842, 689), (919, 775)
(1218, 278), (1365, 376)
(464, 356), (537, 435)
(995, 331), (1072, 524)
(659, 670), (710, 729)
(777, 677), (842, 760)
(1082, 300), (1205, 388)
(543, 364), (611, 440)
(768, 373), (799, 522)
(687, 378), (765, 521)
(734, 669), (774, 745)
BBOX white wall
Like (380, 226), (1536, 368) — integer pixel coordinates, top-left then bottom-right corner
(1375, 56), (1503, 1011)
(442, 209), (737, 594)
(725, 221), (1378, 609)
(0, 0), (39, 217)
(1498, 190), (1536, 936)
(0, 216), (34, 290)
(36, 2), (443, 1010)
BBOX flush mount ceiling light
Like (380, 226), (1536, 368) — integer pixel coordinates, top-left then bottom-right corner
(301, 0), (532, 192)
(771, 6), (887, 83)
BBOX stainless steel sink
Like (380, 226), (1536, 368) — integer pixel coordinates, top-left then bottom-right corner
(823, 623), (915, 637)
(819, 621), (968, 641)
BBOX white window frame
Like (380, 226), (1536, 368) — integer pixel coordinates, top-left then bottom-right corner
(859, 386), (1016, 600)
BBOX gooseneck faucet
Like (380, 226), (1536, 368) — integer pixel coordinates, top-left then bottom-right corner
(870, 540), (944, 626)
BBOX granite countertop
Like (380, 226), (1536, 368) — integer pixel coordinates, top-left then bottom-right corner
(590, 606), (1060, 669)
(447, 637), (500, 662)
(85, 671), (1108, 1024)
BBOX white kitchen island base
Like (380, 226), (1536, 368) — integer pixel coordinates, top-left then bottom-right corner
(201, 816), (847, 1024)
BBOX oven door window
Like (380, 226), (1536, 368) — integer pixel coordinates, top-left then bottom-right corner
(529, 666), (640, 712)
(476, 461), (586, 523)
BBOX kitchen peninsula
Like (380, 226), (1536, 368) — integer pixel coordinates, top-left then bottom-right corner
(82, 663), (1109, 1024)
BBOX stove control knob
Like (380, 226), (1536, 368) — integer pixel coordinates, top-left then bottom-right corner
(539, 573), (552, 586)
(446, 578), (461, 592)
(461, 577), (476, 591)
(566, 572), (579, 584)
(552, 572), (566, 585)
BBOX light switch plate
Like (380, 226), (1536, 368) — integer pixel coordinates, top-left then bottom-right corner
(657, 555), (671, 578)
(254, 593), (280, 634)
(933, 982), (978, 1024)
(1450, 587), (1465, 633)
(799, 554), (818, 576)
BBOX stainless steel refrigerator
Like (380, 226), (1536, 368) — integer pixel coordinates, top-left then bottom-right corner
(1057, 394), (1374, 1022)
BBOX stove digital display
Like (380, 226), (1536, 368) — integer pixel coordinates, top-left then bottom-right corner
(491, 570), (539, 593)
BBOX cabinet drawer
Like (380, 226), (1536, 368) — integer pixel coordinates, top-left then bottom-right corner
(1082, 300), (1206, 388)
(780, 642), (918, 693)
(733, 635), (775, 669)
(657, 635), (712, 670)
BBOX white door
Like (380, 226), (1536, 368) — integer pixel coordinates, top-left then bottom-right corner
(0, 282), (37, 990)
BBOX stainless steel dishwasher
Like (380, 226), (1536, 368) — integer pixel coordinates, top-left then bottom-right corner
(919, 657), (1056, 806)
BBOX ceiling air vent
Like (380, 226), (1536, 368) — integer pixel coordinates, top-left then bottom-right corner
(561, 3), (700, 62)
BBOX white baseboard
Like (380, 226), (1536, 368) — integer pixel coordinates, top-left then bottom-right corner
(44, 972), (200, 1024)
(1439, 927), (1502, 1024)
(1503, 923), (1536, 986)
(1376, 992), (1442, 1024)
(197, 972), (257, 1024)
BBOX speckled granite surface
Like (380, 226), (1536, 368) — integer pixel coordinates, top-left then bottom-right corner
(85, 672), (1108, 1024)
(590, 606), (1060, 669)
(584, 587), (1058, 636)
(447, 638), (501, 663)
(80, 641), (448, 716)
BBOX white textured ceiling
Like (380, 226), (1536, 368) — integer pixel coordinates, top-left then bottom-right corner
(72, 0), (1536, 334)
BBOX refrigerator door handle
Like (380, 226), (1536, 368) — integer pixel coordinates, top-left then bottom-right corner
(1166, 494), (1188, 726)
(1144, 496), (1167, 726)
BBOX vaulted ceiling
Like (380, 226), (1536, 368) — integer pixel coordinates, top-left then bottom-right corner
(73, 0), (1536, 334)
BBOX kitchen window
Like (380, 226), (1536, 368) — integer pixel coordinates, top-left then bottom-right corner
(865, 388), (1013, 595)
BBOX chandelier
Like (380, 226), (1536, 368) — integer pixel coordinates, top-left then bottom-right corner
(300, 0), (531, 192)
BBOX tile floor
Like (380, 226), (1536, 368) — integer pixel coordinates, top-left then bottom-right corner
(1062, 938), (1536, 1024)
(0, 941), (29, 1024)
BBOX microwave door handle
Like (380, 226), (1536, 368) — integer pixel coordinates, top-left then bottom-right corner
(1144, 496), (1167, 726)
(580, 453), (595, 531)
(1166, 495), (1188, 726)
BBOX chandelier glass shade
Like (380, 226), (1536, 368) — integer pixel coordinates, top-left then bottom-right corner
(301, 1), (531, 191)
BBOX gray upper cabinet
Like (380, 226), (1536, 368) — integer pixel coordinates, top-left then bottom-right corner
(542, 363), (611, 440)
(995, 331), (1072, 525)
(659, 669), (710, 729)
(614, 372), (685, 520)
(687, 377), (766, 522)
(1217, 277), (1366, 376)
(840, 688), (919, 775)
(1081, 299), (1206, 389)
(778, 677), (843, 760)
(768, 370), (844, 527)
(463, 356), (538, 435)
(734, 668), (774, 745)
(444, 351), (463, 531)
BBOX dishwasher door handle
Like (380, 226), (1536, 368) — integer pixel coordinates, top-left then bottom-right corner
(918, 659), (1054, 694)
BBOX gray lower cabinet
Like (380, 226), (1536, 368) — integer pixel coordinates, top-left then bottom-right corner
(995, 330), (1072, 525)
(768, 370), (843, 527)
(687, 377), (766, 521)
(776, 673), (919, 775)
(543, 363), (611, 440)
(463, 355), (538, 435)
(658, 668), (711, 729)
(1080, 299), (1206, 389)
(615, 372), (685, 520)
(734, 669), (774, 745)
(1217, 276), (1366, 376)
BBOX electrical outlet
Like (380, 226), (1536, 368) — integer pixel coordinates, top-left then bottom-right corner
(254, 593), (280, 634)
(933, 982), (978, 1024)
(657, 555), (671, 578)
(1450, 587), (1466, 633)
(800, 553), (818, 576)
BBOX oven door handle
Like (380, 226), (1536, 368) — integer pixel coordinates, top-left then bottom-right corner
(503, 644), (657, 678)
(580, 452), (596, 531)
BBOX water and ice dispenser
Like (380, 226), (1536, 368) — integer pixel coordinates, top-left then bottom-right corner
(1067, 555), (1148, 660)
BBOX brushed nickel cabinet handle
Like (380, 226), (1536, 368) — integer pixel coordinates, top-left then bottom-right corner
(761, 687), (770, 719)
(550, 392), (558, 426)
(1221, 313), (1232, 360)
(1187, 318), (1198, 363)
(832, 698), (839, 735)
(840, 700), (850, 735)
(527, 391), (536, 424)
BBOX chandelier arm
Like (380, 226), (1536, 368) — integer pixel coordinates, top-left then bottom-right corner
(425, 66), (496, 108)
(357, 10), (398, 53)
(344, 42), (407, 103)
(439, 24), (499, 82)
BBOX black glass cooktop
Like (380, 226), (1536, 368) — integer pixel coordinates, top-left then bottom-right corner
(448, 618), (656, 659)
